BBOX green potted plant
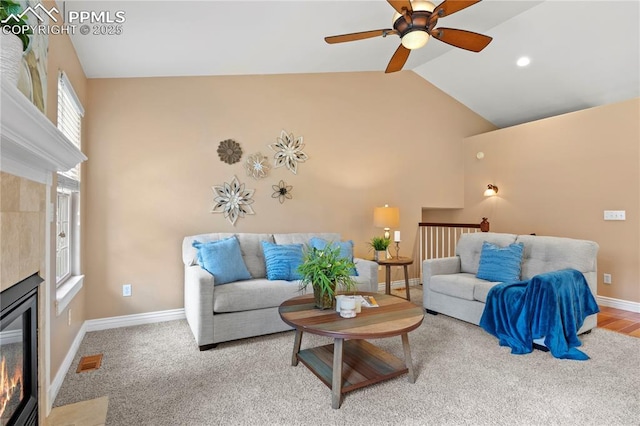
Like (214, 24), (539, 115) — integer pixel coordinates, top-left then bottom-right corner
(368, 236), (390, 261)
(1, 0), (32, 50)
(297, 245), (356, 310)
(1, 0), (33, 85)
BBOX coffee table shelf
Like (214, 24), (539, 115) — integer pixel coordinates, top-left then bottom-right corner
(279, 292), (424, 408)
(297, 339), (408, 393)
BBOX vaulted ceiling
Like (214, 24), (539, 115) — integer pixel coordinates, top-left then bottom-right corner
(65, 0), (639, 128)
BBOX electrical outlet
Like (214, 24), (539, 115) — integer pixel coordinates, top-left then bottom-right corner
(603, 273), (611, 285)
(123, 284), (132, 297)
(68, 309), (72, 326)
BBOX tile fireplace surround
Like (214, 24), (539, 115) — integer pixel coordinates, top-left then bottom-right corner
(0, 80), (86, 421)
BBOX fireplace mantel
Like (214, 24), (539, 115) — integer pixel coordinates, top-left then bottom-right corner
(1, 81), (87, 184)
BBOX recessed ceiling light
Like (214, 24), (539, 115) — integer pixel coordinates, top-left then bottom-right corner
(517, 57), (531, 67)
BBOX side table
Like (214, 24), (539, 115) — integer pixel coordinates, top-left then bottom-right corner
(376, 256), (414, 301)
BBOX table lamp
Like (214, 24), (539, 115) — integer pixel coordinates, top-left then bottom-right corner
(373, 204), (400, 240)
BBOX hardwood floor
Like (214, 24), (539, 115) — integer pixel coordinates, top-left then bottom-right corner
(597, 306), (640, 338)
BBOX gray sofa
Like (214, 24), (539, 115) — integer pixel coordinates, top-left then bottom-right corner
(422, 232), (599, 334)
(182, 232), (378, 350)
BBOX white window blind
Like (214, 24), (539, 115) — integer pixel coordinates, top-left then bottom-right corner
(57, 72), (84, 181)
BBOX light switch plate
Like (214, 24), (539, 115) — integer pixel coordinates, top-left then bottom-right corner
(604, 210), (626, 220)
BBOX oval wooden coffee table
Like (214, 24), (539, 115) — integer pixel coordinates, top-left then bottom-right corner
(279, 292), (424, 409)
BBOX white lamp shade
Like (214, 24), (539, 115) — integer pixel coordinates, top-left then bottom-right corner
(373, 206), (400, 228)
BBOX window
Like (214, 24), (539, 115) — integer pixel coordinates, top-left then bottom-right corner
(57, 72), (84, 180)
(56, 191), (70, 282)
(55, 72), (84, 314)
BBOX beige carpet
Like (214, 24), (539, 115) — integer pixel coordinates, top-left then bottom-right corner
(53, 287), (640, 425)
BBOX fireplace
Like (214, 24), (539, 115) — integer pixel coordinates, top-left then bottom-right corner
(0, 273), (41, 426)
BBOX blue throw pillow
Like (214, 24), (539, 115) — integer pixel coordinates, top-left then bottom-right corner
(192, 237), (251, 285)
(261, 241), (304, 281)
(476, 241), (524, 283)
(309, 237), (358, 276)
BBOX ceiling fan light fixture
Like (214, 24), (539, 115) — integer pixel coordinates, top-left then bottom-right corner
(401, 30), (430, 49)
(392, 0), (436, 23)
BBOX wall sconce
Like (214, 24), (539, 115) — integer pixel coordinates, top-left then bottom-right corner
(484, 184), (499, 197)
(373, 204), (400, 239)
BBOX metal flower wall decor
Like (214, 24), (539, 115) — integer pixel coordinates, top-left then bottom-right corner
(245, 152), (271, 180)
(211, 176), (255, 226)
(272, 180), (293, 204)
(217, 139), (243, 164)
(268, 130), (308, 174)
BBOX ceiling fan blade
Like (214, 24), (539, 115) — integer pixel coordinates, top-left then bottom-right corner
(325, 29), (396, 44)
(385, 44), (411, 73)
(387, 0), (413, 15)
(430, 27), (492, 52)
(430, 0), (481, 23)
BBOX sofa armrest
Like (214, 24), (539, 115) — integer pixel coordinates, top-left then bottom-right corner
(184, 265), (216, 348)
(354, 258), (378, 292)
(422, 257), (462, 290)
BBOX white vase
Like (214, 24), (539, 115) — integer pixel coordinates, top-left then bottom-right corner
(0, 32), (24, 86)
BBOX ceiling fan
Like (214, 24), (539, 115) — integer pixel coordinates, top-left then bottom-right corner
(324, 0), (493, 73)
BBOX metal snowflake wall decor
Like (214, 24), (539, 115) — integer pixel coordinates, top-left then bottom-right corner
(217, 139), (243, 164)
(245, 152), (271, 180)
(268, 130), (308, 174)
(272, 180), (293, 204)
(211, 176), (255, 226)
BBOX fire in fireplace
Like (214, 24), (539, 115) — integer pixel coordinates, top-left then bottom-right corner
(0, 273), (41, 426)
(1, 330), (25, 422)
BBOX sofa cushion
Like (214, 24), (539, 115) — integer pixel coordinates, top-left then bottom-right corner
(234, 233), (274, 278)
(476, 242), (524, 283)
(262, 241), (304, 281)
(473, 280), (502, 303)
(213, 279), (301, 313)
(182, 233), (274, 279)
(309, 237), (358, 276)
(516, 235), (599, 280)
(429, 273), (481, 301)
(273, 233), (341, 246)
(192, 237), (251, 285)
(457, 232), (518, 274)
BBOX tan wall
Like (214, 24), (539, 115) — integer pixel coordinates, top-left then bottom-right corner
(424, 98), (640, 304)
(45, 9), (89, 384)
(83, 72), (495, 319)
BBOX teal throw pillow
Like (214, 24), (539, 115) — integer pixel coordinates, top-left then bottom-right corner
(309, 237), (358, 276)
(192, 237), (251, 285)
(476, 241), (524, 283)
(261, 241), (304, 281)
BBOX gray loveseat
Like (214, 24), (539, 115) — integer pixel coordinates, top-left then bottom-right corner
(182, 232), (378, 350)
(422, 232), (599, 334)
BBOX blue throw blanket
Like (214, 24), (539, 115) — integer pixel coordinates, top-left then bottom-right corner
(480, 269), (599, 360)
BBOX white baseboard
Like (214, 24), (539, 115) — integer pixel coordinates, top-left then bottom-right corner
(597, 295), (640, 313)
(85, 308), (185, 332)
(48, 308), (185, 409)
(48, 321), (86, 410)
